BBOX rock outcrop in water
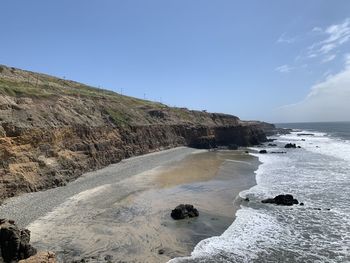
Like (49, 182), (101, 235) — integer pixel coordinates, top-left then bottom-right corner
(0, 219), (37, 262)
(0, 65), (276, 201)
(285, 143), (297, 148)
(262, 194), (299, 206)
(284, 143), (301, 149)
(171, 204), (199, 220)
(297, 133), (314, 136)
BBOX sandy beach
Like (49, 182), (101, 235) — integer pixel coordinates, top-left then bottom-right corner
(0, 147), (258, 263)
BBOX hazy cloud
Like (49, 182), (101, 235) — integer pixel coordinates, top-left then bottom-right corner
(275, 64), (293, 73)
(277, 33), (297, 44)
(278, 57), (350, 122)
(322, 70), (332, 78)
(321, 54), (337, 63)
(345, 53), (350, 67)
(312, 27), (322, 33)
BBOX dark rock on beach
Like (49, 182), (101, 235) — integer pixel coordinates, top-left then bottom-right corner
(259, 150), (267, 154)
(0, 219), (37, 263)
(271, 151), (286, 154)
(262, 194), (299, 206)
(171, 204), (199, 220)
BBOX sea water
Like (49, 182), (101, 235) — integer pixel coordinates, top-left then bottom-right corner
(171, 122), (350, 263)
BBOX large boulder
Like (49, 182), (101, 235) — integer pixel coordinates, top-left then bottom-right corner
(0, 219), (37, 263)
(262, 194), (299, 206)
(171, 204), (199, 220)
(284, 143), (297, 149)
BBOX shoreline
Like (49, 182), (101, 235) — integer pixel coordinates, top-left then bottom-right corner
(0, 147), (198, 228)
(0, 147), (259, 263)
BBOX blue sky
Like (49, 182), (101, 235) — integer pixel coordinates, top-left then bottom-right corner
(1, 1), (350, 122)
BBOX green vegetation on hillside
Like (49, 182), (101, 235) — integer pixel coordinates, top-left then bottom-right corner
(105, 108), (131, 126)
(0, 64), (240, 127)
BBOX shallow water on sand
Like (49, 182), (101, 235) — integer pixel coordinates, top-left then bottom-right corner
(27, 150), (258, 263)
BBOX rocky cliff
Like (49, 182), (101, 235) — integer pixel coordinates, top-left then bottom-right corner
(0, 65), (272, 202)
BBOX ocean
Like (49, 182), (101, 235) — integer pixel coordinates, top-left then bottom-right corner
(171, 122), (350, 263)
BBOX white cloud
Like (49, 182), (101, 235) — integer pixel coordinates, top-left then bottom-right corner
(278, 18), (350, 70)
(277, 59), (350, 122)
(319, 43), (337, 54)
(321, 54), (337, 63)
(308, 18), (350, 58)
(324, 19), (350, 43)
(275, 64), (293, 73)
(277, 33), (296, 44)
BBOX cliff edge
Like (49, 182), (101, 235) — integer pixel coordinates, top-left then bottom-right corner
(0, 65), (273, 201)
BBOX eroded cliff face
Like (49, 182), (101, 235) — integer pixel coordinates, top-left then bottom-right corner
(0, 65), (272, 201)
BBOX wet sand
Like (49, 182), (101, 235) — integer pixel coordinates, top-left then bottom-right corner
(0, 148), (258, 263)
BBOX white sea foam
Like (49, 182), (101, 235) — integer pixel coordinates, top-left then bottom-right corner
(170, 208), (284, 263)
(171, 130), (350, 263)
(280, 131), (350, 162)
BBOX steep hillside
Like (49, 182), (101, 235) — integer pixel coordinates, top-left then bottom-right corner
(0, 65), (273, 201)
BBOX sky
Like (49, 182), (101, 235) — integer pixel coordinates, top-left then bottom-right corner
(1, 0), (350, 123)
